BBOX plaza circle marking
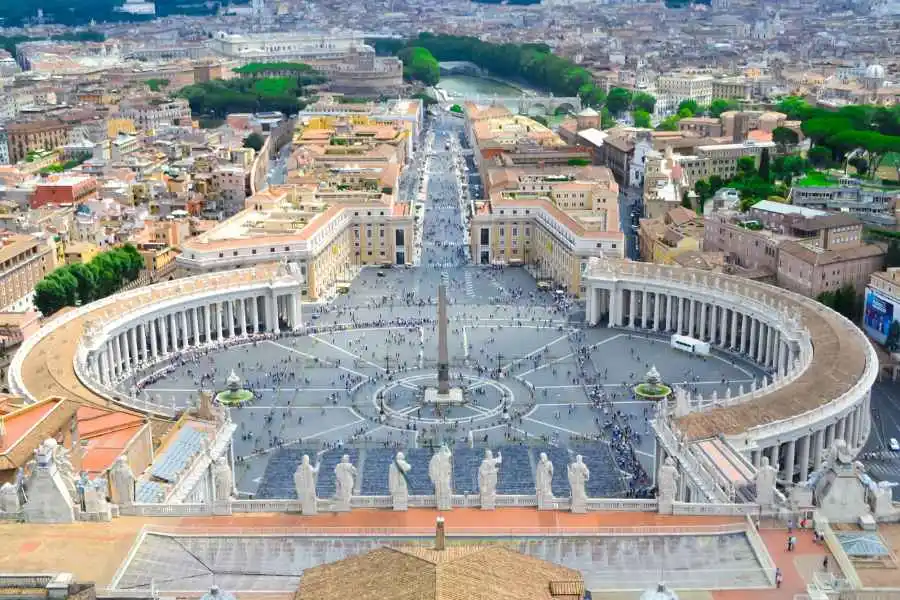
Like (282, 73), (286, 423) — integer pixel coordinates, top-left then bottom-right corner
(368, 372), (516, 425)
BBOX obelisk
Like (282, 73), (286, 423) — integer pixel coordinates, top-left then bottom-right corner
(437, 284), (450, 394)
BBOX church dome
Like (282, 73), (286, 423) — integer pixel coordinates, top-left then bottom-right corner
(865, 64), (885, 79)
(577, 107), (599, 118)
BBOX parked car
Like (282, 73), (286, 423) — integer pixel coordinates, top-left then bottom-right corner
(890, 438), (899, 451)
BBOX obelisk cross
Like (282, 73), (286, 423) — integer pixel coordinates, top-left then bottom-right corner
(437, 284), (450, 394)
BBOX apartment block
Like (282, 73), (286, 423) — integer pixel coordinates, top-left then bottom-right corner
(0, 232), (53, 312)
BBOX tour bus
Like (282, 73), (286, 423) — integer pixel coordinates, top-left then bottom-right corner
(670, 334), (710, 356)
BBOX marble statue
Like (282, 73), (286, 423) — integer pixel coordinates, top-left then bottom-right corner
(333, 454), (357, 512)
(657, 457), (679, 513)
(389, 452), (411, 511)
(478, 449), (502, 510)
(873, 481), (898, 518)
(535, 452), (554, 510)
(110, 456), (135, 506)
(755, 456), (778, 506)
(725, 387), (732, 401)
(293, 455), (320, 515)
(429, 445), (453, 511)
(568, 455), (590, 513)
(212, 456), (233, 501)
(0, 482), (20, 514)
(83, 479), (110, 518)
(739, 384), (745, 396)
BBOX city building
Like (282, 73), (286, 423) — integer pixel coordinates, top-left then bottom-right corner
(638, 206), (704, 264)
(704, 204), (885, 298)
(177, 182), (414, 299)
(0, 232), (54, 312)
(5, 120), (70, 165)
(30, 177), (99, 209)
(654, 73), (714, 115)
(788, 175), (899, 227)
(470, 166), (624, 294)
(116, 98), (192, 132)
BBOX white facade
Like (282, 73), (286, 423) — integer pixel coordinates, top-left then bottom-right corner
(655, 74), (714, 116)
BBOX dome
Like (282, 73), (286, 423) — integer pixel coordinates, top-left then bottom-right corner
(577, 107), (599, 118)
(865, 64), (885, 79)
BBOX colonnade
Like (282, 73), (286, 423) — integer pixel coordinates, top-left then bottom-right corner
(750, 398), (871, 484)
(584, 279), (873, 488)
(91, 291), (301, 386)
(586, 285), (800, 375)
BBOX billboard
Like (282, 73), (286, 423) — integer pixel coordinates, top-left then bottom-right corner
(863, 287), (895, 345)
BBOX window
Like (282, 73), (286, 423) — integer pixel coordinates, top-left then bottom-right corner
(233, 251), (238, 256)
(270, 248), (275, 252)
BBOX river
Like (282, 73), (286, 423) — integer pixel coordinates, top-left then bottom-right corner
(435, 74), (526, 99)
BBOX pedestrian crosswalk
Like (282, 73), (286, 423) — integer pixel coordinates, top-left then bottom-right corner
(464, 271), (475, 297)
(864, 458), (900, 478)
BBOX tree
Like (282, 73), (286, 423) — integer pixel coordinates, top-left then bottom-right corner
(398, 46), (441, 85)
(817, 284), (861, 321)
(243, 133), (265, 152)
(677, 99), (698, 117)
(759, 148), (771, 182)
(600, 107), (616, 129)
(656, 115), (680, 131)
(887, 320), (900, 352)
(772, 127), (799, 154)
(849, 156), (869, 176)
(67, 262), (97, 305)
(449, 104), (463, 113)
(605, 88), (633, 117)
(886, 240), (900, 268)
(808, 146), (832, 168)
(33, 279), (68, 316)
(633, 110), (652, 128)
(631, 92), (656, 114)
(708, 98), (739, 118)
(737, 156), (756, 175)
(681, 190), (693, 210)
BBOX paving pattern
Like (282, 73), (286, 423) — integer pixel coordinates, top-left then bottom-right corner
(129, 115), (765, 499)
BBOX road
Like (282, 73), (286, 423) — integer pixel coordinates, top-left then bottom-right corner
(860, 380), (900, 499)
(619, 186), (642, 261)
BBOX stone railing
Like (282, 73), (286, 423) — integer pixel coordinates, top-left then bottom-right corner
(654, 416), (729, 503)
(672, 502), (761, 516)
(816, 512), (863, 590)
(744, 515), (778, 586)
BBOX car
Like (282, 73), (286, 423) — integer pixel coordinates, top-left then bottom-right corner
(376, 271), (386, 278)
(890, 438), (900, 451)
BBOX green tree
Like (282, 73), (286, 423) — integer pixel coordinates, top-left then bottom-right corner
(33, 278), (68, 316)
(398, 46), (440, 85)
(243, 132), (265, 152)
(708, 98), (739, 118)
(808, 146), (832, 168)
(677, 99), (698, 117)
(47, 268), (78, 307)
(631, 92), (656, 114)
(633, 110), (652, 128)
(67, 262), (97, 305)
(605, 88), (633, 117)
(737, 156), (756, 175)
(849, 156), (869, 176)
(656, 115), (680, 131)
(886, 240), (900, 268)
(449, 104), (463, 113)
(817, 284), (861, 321)
(772, 127), (799, 154)
(600, 107), (616, 129)
(759, 148), (771, 182)
(887, 320), (900, 352)
(681, 190), (693, 210)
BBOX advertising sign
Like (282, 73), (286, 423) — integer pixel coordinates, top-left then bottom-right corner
(863, 288), (895, 344)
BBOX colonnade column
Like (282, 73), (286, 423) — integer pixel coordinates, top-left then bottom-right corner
(798, 435), (811, 482)
(138, 323), (147, 362)
(252, 297), (260, 333)
(205, 304), (212, 341)
(227, 300), (236, 338)
(629, 290), (637, 328)
(812, 429), (824, 471)
(688, 299), (696, 338)
(99, 350), (111, 385)
(192, 308), (200, 345)
(216, 302), (224, 340)
(740, 313), (749, 354)
(150, 319), (158, 358)
(677, 297), (684, 334)
(239, 298), (248, 336)
(650, 294), (657, 331)
(783, 439), (796, 483)
(666, 295), (674, 332)
(159, 316), (169, 354)
(641, 290), (648, 328)
(730, 309), (738, 350)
